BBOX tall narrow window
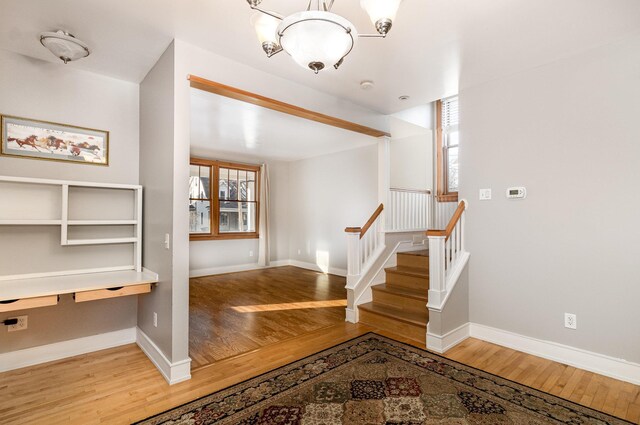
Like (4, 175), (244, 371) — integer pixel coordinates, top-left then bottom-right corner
(436, 96), (459, 202)
(189, 165), (211, 234)
(190, 158), (260, 240)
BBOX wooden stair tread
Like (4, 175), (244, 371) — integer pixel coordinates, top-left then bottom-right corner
(398, 250), (429, 257)
(371, 284), (428, 301)
(385, 266), (429, 278)
(358, 302), (428, 327)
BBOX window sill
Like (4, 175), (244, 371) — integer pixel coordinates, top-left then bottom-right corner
(190, 233), (260, 241)
(437, 193), (459, 203)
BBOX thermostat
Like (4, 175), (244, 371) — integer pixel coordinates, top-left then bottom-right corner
(506, 187), (526, 199)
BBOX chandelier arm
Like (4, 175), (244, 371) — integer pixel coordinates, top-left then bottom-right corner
(358, 33), (387, 38)
(267, 46), (284, 58)
(249, 5), (284, 20)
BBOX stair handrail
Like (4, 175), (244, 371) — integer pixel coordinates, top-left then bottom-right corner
(345, 204), (385, 288)
(348, 203), (384, 239)
(425, 199), (468, 311)
(426, 200), (465, 241)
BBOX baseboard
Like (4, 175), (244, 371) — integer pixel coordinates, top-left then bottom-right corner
(288, 260), (347, 277)
(0, 327), (136, 373)
(469, 323), (640, 386)
(427, 322), (470, 354)
(189, 260), (290, 278)
(135, 327), (191, 385)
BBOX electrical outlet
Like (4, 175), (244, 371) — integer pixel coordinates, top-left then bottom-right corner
(153, 312), (158, 327)
(479, 188), (492, 200)
(298, 249), (301, 255)
(164, 234), (170, 250)
(8, 315), (28, 332)
(564, 313), (577, 330)
(249, 250), (254, 257)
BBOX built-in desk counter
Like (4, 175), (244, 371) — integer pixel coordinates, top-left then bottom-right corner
(0, 270), (158, 312)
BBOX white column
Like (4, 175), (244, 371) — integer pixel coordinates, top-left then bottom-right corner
(345, 230), (362, 288)
(427, 235), (447, 309)
(378, 136), (390, 231)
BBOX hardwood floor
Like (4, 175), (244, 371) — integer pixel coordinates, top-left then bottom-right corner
(0, 323), (639, 424)
(189, 266), (347, 368)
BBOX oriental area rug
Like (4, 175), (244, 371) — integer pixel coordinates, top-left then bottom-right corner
(135, 333), (631, 425)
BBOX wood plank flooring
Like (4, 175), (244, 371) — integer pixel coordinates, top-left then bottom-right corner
(0, 323), (639, 424)
(1, 265), (638, 424)
(189, 266), (347, 368)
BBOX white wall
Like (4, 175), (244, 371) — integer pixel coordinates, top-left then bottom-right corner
(389, 132), (433, 191)
(0, 49), (139, 353)
(188, 150), (290, 276)
(288, 144), (378, 274)
(460, 35), (640, 363)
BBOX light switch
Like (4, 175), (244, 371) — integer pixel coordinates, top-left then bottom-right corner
(479, 188), (492, 200)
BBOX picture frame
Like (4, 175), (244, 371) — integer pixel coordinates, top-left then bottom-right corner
(1, 114), (109, 166)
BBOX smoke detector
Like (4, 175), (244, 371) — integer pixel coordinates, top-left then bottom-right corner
(39, 30), (90, 64)
(360, 80), (375, 90)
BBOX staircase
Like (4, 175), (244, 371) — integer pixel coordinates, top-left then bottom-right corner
(358, 250), (429, 343)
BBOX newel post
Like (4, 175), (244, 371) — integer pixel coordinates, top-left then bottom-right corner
(427, 234), (447, 309)
(345, 227), (362, 287)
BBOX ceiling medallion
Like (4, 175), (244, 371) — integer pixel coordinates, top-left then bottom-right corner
(247, 0), (403, 74)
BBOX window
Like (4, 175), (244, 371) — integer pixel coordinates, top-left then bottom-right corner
(436, 96), (459, 202)
(190, 158), (260, 240)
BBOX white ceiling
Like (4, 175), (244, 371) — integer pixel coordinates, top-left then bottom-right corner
(190, 88), (377, 161)
(1, 0), (639, 114)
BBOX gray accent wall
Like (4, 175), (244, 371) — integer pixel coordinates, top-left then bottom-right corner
(460, 35), (640, 363)
(138, 42), (181, 361)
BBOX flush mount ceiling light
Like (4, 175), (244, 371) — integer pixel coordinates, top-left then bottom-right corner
(247, 0), (403, 74)
(39, 30), (90, 64)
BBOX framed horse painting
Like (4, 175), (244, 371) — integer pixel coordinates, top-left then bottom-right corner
(1, 115), (109, 166)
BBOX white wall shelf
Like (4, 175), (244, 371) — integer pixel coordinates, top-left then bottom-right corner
(0, 220), (63, 225)
(67, 220), (138, 226)
(65, 238), (139, 246)
(0, 175), (144, 274)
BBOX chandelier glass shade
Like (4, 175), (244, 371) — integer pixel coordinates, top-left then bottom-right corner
(247, 0), (403, 74)
(250, 13), (281, 57)
(360, 0), (402, 33)
(277, 11), (357, 73)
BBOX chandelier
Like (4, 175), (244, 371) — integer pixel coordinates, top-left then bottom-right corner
(247, 0), (403, 74)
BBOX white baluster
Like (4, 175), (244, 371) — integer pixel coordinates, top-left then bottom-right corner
(410, 193), (415, 229)
(460, 209), (466, 252)
(452, 226), (458, 263)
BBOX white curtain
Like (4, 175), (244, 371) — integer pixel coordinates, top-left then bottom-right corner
(258, 163), (270, 267)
